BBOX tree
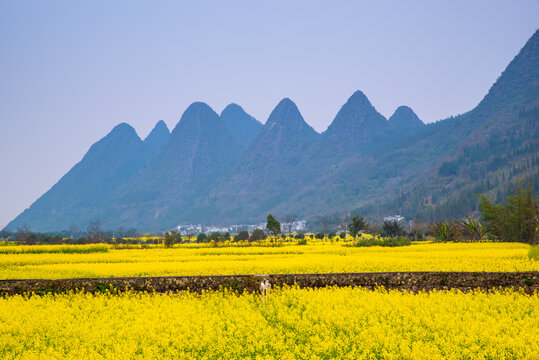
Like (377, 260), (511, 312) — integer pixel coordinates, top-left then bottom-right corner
(249, 229), (266, 242)
(197, 233), (207, 243)
(209, 232), (221, 242)
(68, 223), (79, 240)
(15, 224), (33, 244)
(115, 226), (128, 243)
(339, 214), (351, 233)
(382, 221), (404, 237)
(318, 215), (335, 234)
(266, 214), (281, 240)
(164, 230), (181, 247)
(185, 228), (196, 242)
(315, 232), (325, 239)
(0, 227), (11, 240)
(348, 215), (367, 238)
(478, 182), (538, 243)
(234, 231), (249, 241)
(458, 214), (484, 242)
(87, 220), (104, 243)
(430, 222), (461, 242)
(409, 222), (428, 241)
(282, 214), (297, 236)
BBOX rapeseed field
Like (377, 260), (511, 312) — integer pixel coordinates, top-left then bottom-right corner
(0, 286), (537, 359)
(0, 242), (536, 280)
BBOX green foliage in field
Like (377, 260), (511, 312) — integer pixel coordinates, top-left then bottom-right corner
(349, 237), (411, 247)
(479, 182), (538, 243)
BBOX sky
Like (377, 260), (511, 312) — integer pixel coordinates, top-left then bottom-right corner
(0, 1), (538, 230)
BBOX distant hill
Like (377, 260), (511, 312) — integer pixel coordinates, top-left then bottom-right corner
(11, 123), (152, 231)
(388, 106), (424, 134)
(220, 104), (263, 148)
(7, 29), (539, 232)
(143, 120), (170, 158)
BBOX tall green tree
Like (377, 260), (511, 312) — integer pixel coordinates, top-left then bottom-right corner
(347, 215), (367, 238)
(266, 214), (281, 239)
(164, 230), (181, 247)
(478, 182), (538, 243)
(382, 221), (404, 237)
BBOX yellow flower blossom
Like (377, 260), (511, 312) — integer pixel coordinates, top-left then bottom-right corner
(0, 287), (536, 359)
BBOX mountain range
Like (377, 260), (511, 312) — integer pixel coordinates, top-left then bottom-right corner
(7, 29), (539, 232)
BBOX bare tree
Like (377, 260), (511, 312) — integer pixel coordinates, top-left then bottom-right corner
(282, 214), (297, 237)
(16, 224), (34, 244)
(87, 220), (104, 243)
(0, 226), (12, 240)
(186, 228), (196, 242)
(115, 226), (128, 242)
(69, 223), (79, 240)
(339, 213), (351, 233)
(319, 215), (336, 234)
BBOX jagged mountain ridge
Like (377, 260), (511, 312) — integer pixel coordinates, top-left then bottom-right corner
(7, 29), (539, 231)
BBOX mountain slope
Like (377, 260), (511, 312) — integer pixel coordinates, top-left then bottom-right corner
(194, 98), (320, 224)
(144, 120), (170, 157)
(323, 90), (389, 154)
(388, 106), (424, 134)
(9, 123), (149, 231)
(343, 29), (539, 222)
(220, 104), (262, 148)
(108, 102), (245, 229)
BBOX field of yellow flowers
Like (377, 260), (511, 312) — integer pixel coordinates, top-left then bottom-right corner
(0, 286), (537, 359)
(0, 242), (537, 280)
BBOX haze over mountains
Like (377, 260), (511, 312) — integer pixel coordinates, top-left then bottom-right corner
(8, 30), (539, 232)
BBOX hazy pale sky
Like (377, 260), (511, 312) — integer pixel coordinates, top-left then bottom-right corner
(1, 1), (538, 229)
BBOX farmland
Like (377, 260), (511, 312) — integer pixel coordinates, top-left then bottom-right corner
(1, 241), (537, 359)
(1, 286), (537, 359)
(0, 242), (537, 280)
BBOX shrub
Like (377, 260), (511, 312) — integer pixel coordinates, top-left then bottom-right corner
(234, 231), (249, 241)
(349, 237), (411, 247)
(164, 231), (181, 248)
(197, 233), (207, 243)
(249, 229), (266, 242)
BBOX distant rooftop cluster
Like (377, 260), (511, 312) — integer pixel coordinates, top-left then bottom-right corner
(175, 220), (307, 235)
(383, 215), (405, 223)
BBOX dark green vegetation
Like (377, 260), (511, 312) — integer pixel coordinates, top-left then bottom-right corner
(7, 30), (539, 232)
(423, 183), (538, 244)
(478, 182), (538, 244)
(349, 237), (411, 248)
(266, 214), (281, 239)
(347, 215), (367, 238)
